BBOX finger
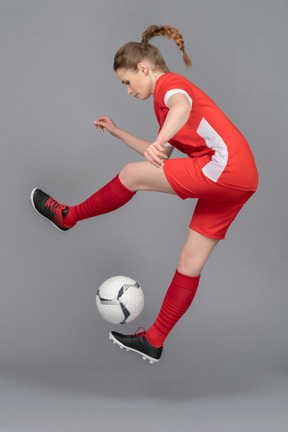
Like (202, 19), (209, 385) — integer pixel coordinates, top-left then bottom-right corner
(147, 147), (166, 165)
(154, 142), (165, 152)
(95, 116), (107, 122)
(154, 148), (168, 159)
(158, 152), (168, 159)
(147, 151), (161, 165)
(144, 150), (155, 165)
(150, 159), (163, 168)
(149, 145), (168, 160)
(144, 151), (162, 168)
(94, 120), (106, 126)
(146, 157), (161, 168)
(95, 120), (107, 131)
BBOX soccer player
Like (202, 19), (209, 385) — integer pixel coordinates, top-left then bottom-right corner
(31, 25), (258, 364)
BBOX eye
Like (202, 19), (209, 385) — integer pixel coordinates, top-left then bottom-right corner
(122, 80), (130, 86)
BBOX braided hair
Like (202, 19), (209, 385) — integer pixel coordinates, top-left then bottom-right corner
(113, 24), (192, 72)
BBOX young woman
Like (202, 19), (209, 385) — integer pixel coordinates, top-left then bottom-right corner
(31, 25), (258, 364)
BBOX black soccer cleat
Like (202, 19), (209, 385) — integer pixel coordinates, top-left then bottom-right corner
(109, 328), (163, 364)
(30, 188), (75, 231)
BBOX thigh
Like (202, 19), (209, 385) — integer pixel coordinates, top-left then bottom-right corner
(190, 191), (254, 240)
(163, 156), (250, 202)
(162, 156), (213, 200)
(163, 156), (255, 239)
(119, 161), (177, 194)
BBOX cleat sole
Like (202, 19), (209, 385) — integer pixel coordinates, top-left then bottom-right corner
(109, 332), (159, 364)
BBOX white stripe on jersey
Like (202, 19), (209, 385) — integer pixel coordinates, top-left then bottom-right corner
(197, 118), (228, 182)
(164, 89), (193, 110)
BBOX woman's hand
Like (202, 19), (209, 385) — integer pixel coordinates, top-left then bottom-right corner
(144, 140), (168, 168)
(94, 116), (119, 137)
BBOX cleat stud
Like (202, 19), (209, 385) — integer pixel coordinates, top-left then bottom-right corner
(126, 348), (129, 351)
(120, 346), (123, 349)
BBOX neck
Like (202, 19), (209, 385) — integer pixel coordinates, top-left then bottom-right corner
(150, 69), (166, 93)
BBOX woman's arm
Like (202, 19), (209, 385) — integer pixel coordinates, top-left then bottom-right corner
(144, 93), (190, 168)
(94, 116), (152, 156)
(115, 128), (153, 156)
(94, 116), (174, 159)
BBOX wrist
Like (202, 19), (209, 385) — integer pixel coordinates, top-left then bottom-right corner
(113, 127), (122, 138)
(154, 136), (167, 147)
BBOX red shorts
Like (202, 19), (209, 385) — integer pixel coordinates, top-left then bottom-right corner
(163, 156), (255, 240)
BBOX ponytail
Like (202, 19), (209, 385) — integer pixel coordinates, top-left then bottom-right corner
(141, 25), (192, 69)
(113, 24), (192, 72)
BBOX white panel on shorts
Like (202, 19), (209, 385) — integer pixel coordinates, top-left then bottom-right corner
(164, 89), (193, 110)
(164, 142), (173, 147)
(197, 118), (228, 182)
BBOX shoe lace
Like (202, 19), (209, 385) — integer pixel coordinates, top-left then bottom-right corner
(127, 327), (146, 338)
(45, 197), (66, 216)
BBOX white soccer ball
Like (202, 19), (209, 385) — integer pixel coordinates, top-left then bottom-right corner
(96, 276), (144, 324)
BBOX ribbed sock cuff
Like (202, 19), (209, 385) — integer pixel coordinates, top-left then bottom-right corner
(110, 174), (136, 201)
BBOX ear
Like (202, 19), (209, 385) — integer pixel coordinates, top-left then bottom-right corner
(137, 62), (149, 75)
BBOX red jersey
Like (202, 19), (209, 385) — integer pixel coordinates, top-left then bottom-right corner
(153, 73), (258, 191)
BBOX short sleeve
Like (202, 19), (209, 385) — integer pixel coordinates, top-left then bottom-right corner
(154, 74), (194, 111)
(164, 89), (192, 109)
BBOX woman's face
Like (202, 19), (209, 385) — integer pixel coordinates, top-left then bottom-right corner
(116, 65), (154, 100)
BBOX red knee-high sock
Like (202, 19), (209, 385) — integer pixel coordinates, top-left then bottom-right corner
(145, 270), (200, 347)
(64, 175), (135, 226)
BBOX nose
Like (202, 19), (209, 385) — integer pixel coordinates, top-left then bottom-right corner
(127, 86), (133, 95)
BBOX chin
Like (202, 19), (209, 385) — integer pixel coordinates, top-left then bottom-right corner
(140, 94), (151, 101)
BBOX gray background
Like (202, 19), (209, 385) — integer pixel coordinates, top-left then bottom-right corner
(0, 0), (287, 431)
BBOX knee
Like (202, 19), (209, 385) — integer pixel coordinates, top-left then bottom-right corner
(119, 163), (139, 190)
(177, 248), (202, 277)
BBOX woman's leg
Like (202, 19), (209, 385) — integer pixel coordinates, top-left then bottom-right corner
(177, 229), (219, 277)
(64, 161), (176, 225)
(119, 161), (176, 194)
(110, 229), (220, 361)
(145, 229), (219, 347)
(31, 161), (176, 230)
